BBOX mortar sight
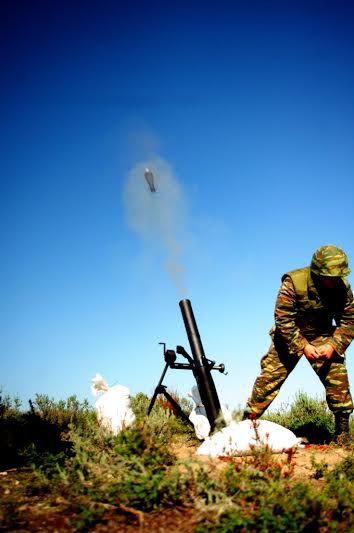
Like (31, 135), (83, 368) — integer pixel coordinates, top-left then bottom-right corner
(164, 349), (176, 365)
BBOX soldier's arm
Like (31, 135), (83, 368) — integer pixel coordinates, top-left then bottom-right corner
(274, 276), (308, 354)
(329, 287), (354, 356)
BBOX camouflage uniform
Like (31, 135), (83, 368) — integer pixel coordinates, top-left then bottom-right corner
(246, 245), (354, 418)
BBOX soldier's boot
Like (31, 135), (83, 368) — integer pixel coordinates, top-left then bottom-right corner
(334, 413), (351, 445)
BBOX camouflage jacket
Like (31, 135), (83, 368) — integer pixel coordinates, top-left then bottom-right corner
(273, 267), (354, 356)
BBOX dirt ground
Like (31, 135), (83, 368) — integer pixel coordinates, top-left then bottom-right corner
(0, 445), (350, 532)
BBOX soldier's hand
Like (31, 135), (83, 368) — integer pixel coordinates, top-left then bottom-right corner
(316, 343), (334, 360)
(304, 344), (322, 360)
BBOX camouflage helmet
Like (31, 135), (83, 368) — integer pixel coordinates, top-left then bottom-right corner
(310, 244), (351, 277)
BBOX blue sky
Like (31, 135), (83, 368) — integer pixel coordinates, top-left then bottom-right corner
(1, 1), (354, 413)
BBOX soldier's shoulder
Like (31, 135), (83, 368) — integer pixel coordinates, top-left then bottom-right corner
(281, 267), (309, 283)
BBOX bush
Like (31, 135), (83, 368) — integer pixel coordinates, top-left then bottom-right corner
(0, 393), (25, 469)
(31, 419), (191, 513)
(4, 389), (354, 531)
(0, 392), (95, 470)
(131, 391), (196, 446)
(264, 391), (335, 443)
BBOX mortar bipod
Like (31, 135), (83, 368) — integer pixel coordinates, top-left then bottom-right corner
(147, 342), (226, 427)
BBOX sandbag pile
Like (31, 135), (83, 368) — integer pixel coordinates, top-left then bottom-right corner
(91, 373), (135, 435)
(196, 418), (301, 457)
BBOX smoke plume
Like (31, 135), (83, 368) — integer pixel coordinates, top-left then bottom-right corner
(123, 157), (187, 295)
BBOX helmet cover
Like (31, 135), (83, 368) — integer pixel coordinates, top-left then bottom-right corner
(310, 244), (351, 277)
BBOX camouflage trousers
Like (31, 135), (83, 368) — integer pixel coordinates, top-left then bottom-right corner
(246, 332), (354, 417)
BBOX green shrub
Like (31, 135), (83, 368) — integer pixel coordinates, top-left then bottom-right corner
(31, 419), (192, 513)
(0, 394), (26, 469)
(202, 480), (321, 533)
(264, 391), (335, 443)
(0, 392), (96, 470)
(0, 393), (22, 418)
(30, 394), (95, 430)
(5, 389), (354, 531)
(131, 391), (196, 446)
(195, 450), (322, 532)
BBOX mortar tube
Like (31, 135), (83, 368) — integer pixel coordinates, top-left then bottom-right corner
(179, 299), (223, 431)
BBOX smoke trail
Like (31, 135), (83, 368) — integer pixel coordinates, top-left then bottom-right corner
(123, 157), (187, 295)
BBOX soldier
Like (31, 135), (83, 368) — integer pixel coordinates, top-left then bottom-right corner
(244, 244), (354, 439)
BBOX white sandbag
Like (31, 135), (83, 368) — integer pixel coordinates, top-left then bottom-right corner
(91, 373), (109, 395)
(91, 374), (135, 435)
(197, 419), (300, 457)
(189, 409), (211, 440)
(221, 405), (233, 426)
(188, 386), (211, 439)
(188, 386), (233, 440)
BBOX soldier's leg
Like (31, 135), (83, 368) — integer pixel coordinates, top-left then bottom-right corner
(310, 353), (354, 415)
(245, 335), (301, 418)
